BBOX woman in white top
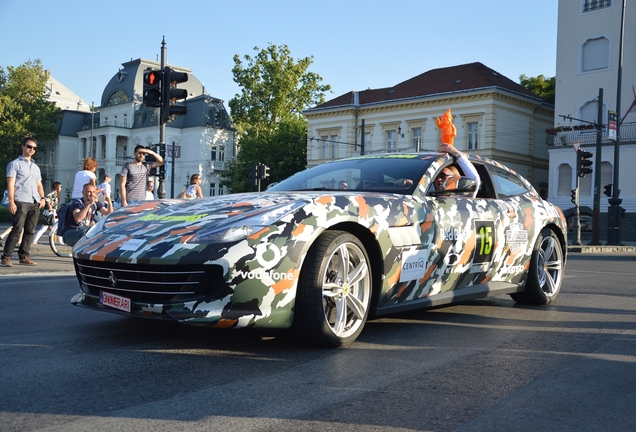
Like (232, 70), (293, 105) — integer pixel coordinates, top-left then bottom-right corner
(184, 174), (203, 199)
(71, 158), (99, 199)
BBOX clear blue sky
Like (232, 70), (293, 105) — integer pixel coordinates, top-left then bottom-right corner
(1, 0), (557, 108)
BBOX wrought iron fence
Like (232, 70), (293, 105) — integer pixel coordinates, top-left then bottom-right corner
(546, 122), (636, 146)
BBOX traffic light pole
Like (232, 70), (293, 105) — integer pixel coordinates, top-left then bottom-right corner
(592, 89), (603, 245)
(573, 177), (582, 246)
(157, 37), (167, 199)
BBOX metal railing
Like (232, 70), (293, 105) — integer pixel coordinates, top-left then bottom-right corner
(546, 122), (636, 146)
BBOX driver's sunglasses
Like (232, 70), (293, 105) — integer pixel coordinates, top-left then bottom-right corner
(438, 172), (451, 180)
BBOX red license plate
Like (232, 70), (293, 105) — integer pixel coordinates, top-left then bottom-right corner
(100, 291), (131, 313)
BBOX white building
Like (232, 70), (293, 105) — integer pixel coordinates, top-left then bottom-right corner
(39, 59), (236, 201)
(551, 0), (635, 241)
(304, 62), (554, 197)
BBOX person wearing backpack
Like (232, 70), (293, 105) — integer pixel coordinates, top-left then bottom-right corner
(61, 183), (113, 247)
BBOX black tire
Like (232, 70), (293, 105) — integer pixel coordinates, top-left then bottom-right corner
(294, 231), (372, 347)
(49, 222), (72, 258)
(511, 228), (564, 305)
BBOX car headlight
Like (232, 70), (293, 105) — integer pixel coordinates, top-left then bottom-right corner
(190, 200), (307, 244)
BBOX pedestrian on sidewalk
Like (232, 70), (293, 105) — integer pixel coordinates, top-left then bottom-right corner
(144, 180), (155, 200)
(120, 145), (164, 207)
(33, 181), (62, 244)
(61, 183), (113, 247)
(97, 174), (112, 208)
(0, 216), (23, 247)
(72, 157), (101, 199)
(1, 137), (46, 267)
(184, 174), (204, 199)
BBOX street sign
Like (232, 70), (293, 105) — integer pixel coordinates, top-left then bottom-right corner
(608, 110), (617, 140)
(167, 144), (181, 158)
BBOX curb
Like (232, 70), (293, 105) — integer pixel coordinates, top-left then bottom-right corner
(568, 245), (636, 253)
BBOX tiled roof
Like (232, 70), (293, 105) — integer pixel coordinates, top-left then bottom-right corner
(312, 62), (541, 110)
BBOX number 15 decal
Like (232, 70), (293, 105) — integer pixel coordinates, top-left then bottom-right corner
(473, 220), (495, 264)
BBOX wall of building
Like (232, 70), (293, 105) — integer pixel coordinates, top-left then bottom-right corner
(551, 0), (636, 242)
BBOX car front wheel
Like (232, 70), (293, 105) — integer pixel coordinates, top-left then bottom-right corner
(294, 231), (372, 347)
(511, 228), (564, 305)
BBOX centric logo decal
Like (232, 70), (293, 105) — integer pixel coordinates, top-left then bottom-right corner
(109, 271), (117, 287)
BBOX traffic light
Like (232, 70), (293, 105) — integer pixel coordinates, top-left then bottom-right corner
(248, 165), (258, 187)
(162, 67), (189, 123)
(570, 189), (578, 204)
(143, 69), (162, 107)
(604, 184), (613, 197)
(146, 144), (164, 176)
(576, 149), (593, 178)
(257, 163), (270, 179)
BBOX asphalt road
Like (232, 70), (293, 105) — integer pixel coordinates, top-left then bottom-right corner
(0, 253), (635, 431)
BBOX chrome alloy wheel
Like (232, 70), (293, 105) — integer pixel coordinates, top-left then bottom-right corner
(321, 242), (371, 338)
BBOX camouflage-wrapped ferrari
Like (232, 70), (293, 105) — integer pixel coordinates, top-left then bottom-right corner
(71, 152), (567, 347)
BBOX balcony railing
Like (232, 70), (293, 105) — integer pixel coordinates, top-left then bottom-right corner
(352, 146), (418, 157)
(546, 122), (636, 147)
(209, 160), (226, 171)
(116, 157), (133, 166)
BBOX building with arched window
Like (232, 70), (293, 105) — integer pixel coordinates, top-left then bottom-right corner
(39, 59), (236, 201)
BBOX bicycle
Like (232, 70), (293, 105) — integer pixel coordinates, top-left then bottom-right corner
(49, 221), (72, 258)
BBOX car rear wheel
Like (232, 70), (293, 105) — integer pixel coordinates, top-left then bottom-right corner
(511, 228), (564, 305)
(294, 231), (371, 347)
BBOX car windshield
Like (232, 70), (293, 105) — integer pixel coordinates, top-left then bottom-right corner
(269, 154), (436, 194)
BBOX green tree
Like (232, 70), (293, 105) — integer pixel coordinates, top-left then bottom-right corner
(224, 44), (331, 193)
(223, 116), (308, 192)
(0, 59), (60, 190)
(519, 74), (556, 105)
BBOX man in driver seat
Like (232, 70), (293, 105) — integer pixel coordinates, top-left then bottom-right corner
(433, 144), (480, 196)
(397, 144), (481, 196)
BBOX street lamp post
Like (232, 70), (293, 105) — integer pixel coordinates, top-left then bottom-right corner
(608, 0), (626, 245)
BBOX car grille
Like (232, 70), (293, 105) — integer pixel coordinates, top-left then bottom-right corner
(74, 259), (229, 305)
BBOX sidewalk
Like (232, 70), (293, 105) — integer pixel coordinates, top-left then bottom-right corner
(0, 223), (75, 276)
(0, 244), (75, 275)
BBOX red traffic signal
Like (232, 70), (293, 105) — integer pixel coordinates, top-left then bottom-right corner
(143, 70), (162, 107)
(145, 70), (161, 86)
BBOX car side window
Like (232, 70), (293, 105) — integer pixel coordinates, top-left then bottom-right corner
(475, 164), (496, 198)
(488, 165), (531, 198)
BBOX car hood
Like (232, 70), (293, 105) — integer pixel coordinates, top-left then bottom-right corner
(98, 193), (309, 233)
(87, 190), (406, 237)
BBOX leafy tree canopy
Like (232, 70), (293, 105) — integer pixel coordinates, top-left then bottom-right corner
(519, 74), (556, 105)
(224, 44), (331, 192)
(221, 116), (308, 193)
(0, 59), (60, 190)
